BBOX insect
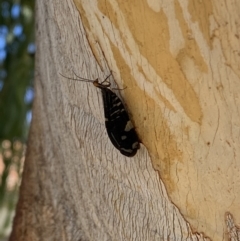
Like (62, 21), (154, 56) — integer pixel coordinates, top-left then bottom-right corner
(60, 72), (140, 157)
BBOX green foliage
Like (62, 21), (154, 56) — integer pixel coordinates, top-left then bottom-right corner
(0, 0), (34, 140)
(0, 0), (35, 238)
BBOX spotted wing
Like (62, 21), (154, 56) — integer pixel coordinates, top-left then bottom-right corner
(101, 88), (140, 157)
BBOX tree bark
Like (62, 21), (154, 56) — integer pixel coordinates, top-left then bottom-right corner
(10, 0), (240, 241)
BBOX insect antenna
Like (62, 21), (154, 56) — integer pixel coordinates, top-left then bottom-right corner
(72, 71), (97, 82)
(59, 70), (125, 90)
(59, 72), (95, 83)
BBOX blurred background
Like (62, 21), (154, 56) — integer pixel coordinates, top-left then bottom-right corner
(0, 0), (34, 239)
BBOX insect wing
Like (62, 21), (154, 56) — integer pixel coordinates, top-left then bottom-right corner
(101, 88), (140, 157)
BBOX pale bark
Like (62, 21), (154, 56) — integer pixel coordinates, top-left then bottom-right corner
(10, 0), (240, 241)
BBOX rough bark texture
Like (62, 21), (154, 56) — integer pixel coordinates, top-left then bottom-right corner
(10, 0), (240, 241)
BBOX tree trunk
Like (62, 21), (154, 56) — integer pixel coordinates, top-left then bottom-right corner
(10, 0), (240, 241)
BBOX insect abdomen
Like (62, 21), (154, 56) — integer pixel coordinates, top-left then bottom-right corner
(101, 88), (140, 157)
